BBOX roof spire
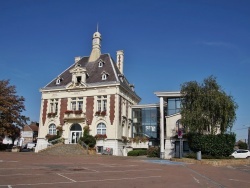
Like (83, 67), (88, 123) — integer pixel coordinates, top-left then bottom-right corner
(89, 26), (102, 62)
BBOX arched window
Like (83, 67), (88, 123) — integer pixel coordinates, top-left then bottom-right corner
(70, 123), (82, 131)
(97, 123), (106, 135)
(49, 124), (56, 135)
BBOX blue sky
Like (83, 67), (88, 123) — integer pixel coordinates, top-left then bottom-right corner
(0, 0), (249, 141)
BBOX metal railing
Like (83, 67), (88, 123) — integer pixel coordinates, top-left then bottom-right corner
(78, 140), (89, 154)
(48, 137), (65, 145)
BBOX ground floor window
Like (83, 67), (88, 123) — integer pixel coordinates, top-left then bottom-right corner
(97, 123), (106, 135)
(49, 124), (57, 135)
(97, 146), (103, 153)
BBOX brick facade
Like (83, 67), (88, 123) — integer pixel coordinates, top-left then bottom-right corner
(42, 99), (47, 126)
(60, 98), (68, 125)
(86, 96), (94, 125)
(110, 94), (115, 125)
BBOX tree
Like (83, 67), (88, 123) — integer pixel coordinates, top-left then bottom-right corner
(0, 80), (29, 140)
(180, 76), (238, 134)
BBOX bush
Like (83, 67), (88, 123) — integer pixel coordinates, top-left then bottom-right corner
(79, 135), (96, 148)
(147, 147), (160, 158)
(127, 149), (147, 156)
(186, 132), (235, 157)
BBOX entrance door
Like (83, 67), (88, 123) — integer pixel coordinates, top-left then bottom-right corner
(70, 123), (82, 144)
(71, 131), (81, 144)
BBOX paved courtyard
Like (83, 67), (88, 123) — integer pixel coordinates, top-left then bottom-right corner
(0, 152), (250, 188)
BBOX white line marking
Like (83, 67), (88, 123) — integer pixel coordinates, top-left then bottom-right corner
(78, 176), (162, 183)
(57, 173), (76, 182)
(60, 168), (162, 175)
(191, 175), (200, 184)
(0, 160), (18, 163)
(0, 167), (47, 170)
(229, 179), (250, 184)
(0, 176), (161, 187)
(8, 185), (12, 188)
(0, 173), (42, 177)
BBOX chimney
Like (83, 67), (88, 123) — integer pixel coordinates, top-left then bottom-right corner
(116, 50), (124, 74)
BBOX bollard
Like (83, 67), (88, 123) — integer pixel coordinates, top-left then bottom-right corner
(197, 151), (201, 160)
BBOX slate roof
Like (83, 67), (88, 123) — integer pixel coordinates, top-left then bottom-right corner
(43, 54), (140, 99)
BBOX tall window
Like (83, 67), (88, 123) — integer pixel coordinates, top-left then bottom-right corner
(50, 99), (58, 114)
(97, 96), (107, 111)
(49, 124), (56, 135)
(97, 123), (106, 135)
(167, 98), (181, 116)
(71, 97), (83, 111)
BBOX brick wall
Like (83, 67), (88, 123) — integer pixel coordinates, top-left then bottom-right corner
(86, 96), (94, 125)
(110, 94), (115, 125)
(42, 99), (47, 126)
(60, 98), (68, 125)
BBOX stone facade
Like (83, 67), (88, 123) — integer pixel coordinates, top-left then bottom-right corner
(36, 30), (140, 155)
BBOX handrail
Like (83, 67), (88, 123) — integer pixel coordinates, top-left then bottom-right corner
(49, 137), (64, 145)
(78, 140), (89, 154)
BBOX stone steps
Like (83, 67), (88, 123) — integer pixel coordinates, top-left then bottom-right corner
(39, 143), (87, 155)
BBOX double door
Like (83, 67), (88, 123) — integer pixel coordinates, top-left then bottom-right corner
(70, 131), (82, 144)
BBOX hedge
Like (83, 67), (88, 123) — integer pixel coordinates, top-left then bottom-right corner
(186, 132), (235, 157)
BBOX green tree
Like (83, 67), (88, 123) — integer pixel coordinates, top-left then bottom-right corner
(180, 76), (238, 134)
(237, 140), (248, 149)
(0, 80), (29, 140)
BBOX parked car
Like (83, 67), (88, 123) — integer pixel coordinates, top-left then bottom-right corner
(230, 149), (250, 159)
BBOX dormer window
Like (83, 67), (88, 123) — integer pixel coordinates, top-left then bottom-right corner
(101, 71), (109, 80)
(118, 74), (124, 82)
(56, 77), (63, 85)
(98, 60), (104, 67)
(76, 76), (82, 83)
(102, 74), (107, 80)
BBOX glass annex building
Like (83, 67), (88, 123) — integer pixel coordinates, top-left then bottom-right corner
(132, 93), (190, 158)
(132, 104), (164, 146)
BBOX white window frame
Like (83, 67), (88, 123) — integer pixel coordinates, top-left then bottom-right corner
(97, 123), (106, 135)
(96, 96), (107, 112)
(49, 124), (57, 135)
(71, 97), (84, 111)
(49, 99), (58, 114)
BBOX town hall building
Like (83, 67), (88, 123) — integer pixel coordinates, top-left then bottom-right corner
(35, 30), (141, 156)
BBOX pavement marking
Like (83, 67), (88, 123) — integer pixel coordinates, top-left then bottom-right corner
(0, 167), (47, 170)
(183, 165), (225, 188)
(60, 168), (162, 175)
(0, 176), (161, 187)
(144, 159), (185, 165)
(57, 173), (76, 182)
(0, 160), (18, 163)
(229, 179), (250, 184)
(191, 174), (200, 184)
(0, 173), (43, 177)
(8, 186), (12, 188)
(77, 176), (162, 183)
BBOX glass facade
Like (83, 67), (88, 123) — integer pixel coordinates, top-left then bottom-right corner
(167, 98), (181, 116)
(132, 107), (160, 146)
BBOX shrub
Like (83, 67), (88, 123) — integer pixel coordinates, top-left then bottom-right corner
(127, 149), (147, 156)
(147, 147), (160, 158)
(186, 132), (236, 157)
(79, 135), (96, 148)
